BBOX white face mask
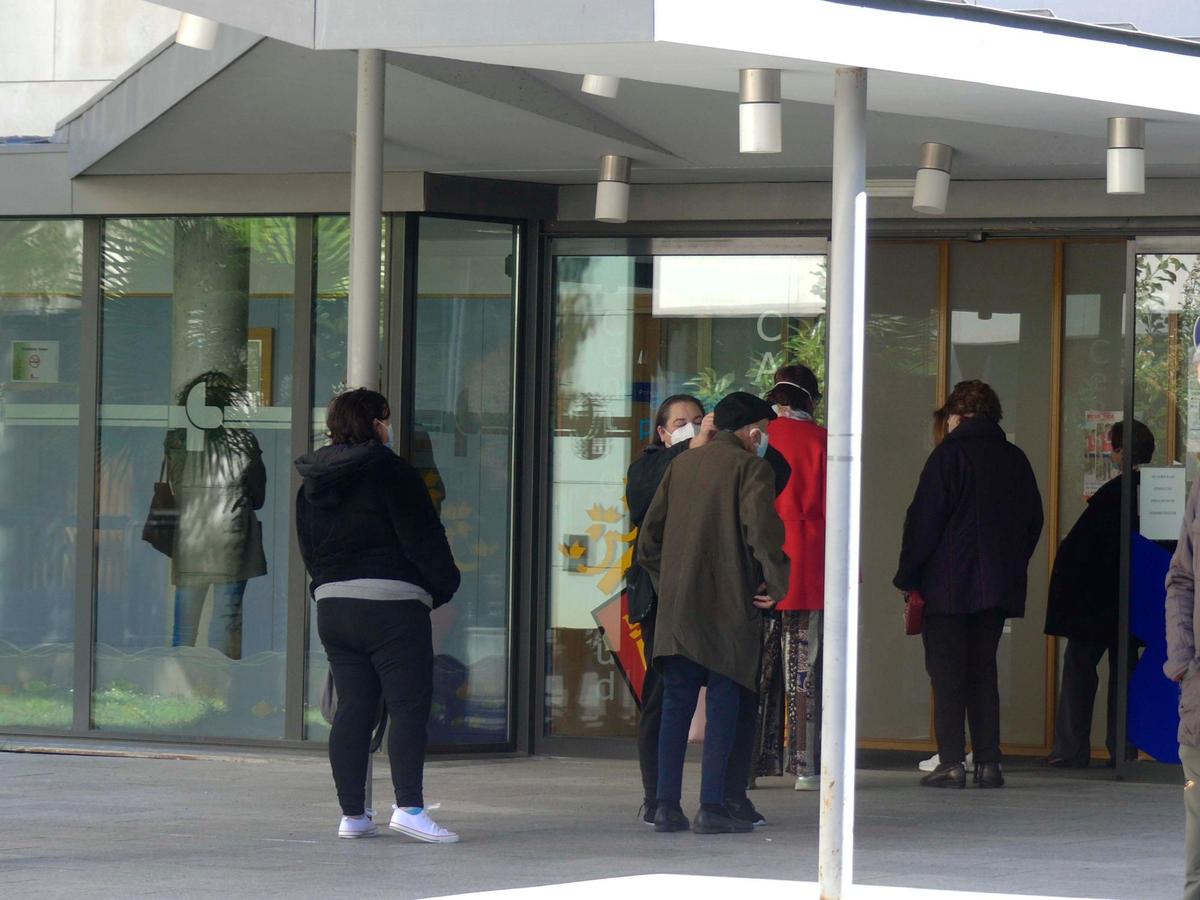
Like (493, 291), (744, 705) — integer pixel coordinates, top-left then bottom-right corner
(668, 422), (698, 445)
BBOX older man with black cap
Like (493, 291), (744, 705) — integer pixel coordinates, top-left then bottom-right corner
(638, 390), (791, 835)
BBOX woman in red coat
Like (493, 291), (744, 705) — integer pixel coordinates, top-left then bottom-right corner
(754, 364), (827, 791)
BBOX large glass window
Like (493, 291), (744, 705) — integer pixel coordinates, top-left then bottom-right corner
(858, 242), (940, 743)
(303, 215), (387, 740)
(410, 216), (518, 746)
(95, 217), (295, 738)
(948, 241), (1054, 748)
(0, 219), (82, 730)
(548, 244), (827, 739)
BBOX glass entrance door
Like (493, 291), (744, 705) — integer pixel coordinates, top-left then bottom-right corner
(545, 238), (828, 741)
(1122, 242), (1200, 773)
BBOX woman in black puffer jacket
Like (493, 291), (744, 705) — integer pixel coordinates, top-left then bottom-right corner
(894, 380), (1043, 790)
(296, 388), (461, 842)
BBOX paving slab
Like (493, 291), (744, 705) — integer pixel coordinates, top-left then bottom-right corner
(0, 747), (1184, 899)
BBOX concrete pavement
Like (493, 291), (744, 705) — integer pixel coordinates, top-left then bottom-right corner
(0, 745), (1184, 899)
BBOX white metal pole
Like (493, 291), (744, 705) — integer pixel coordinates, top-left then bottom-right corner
(819, 65), (867, 900)
(348, 49), (384, 390)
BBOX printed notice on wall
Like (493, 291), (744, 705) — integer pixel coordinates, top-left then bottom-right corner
(1138, 466), (1186, 541)
(11, 341), (59, 383)
(1084, 410), (1121, 499)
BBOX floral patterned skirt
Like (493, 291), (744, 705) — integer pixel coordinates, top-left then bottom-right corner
(754, 610), (823, 777)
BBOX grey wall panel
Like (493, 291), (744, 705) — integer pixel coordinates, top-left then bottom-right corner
(0, 149), (73, 215)
(70, 172), (425, 215)
(558, 178), (1200, 224)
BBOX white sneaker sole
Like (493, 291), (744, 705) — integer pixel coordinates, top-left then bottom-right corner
(338, 826), (378, 839)
(389, 822), (460, 844)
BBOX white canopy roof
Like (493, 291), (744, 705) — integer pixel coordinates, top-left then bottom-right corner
(35, 0), (1200, 189)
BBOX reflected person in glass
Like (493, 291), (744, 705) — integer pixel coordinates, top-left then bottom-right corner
(296, 389), (462, 843)
(165, 370), (267, 660)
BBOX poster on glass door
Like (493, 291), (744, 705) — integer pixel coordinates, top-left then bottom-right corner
(1084, 410), (1121, 499)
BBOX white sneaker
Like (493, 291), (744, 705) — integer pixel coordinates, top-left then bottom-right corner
(338, 810), (378, 839)
(389, 806), (460, 844)
(918, 752), (974, 773)
(794, 775), (820, 791)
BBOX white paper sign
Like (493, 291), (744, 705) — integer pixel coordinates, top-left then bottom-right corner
(1139, 466), (1187, 541)
(11, 341), (60, 383)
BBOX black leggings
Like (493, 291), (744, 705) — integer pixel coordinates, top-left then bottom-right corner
(317, 598), (433, 815)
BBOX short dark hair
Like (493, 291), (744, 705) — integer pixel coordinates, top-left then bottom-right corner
(326, 388), (390, 446)
(944, 380), (1002, 423)
(765, 364), (820, 414)
(1111, 419), (1155, 466)
(651, 394), (704, 447)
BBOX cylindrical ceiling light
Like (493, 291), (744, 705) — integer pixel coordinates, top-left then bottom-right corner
(1107, 117), (1145, 195)
(739, 68), (782, 154)
(912, 142), (954, 215)
(176, 13), (219, 50)
(595, 154), (632, 223)
(581, 75), (620, 98)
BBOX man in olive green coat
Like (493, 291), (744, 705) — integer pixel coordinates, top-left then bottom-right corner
(638, 391), (790, 835)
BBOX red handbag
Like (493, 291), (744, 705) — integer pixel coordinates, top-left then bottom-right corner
(904, 591), (926, 636)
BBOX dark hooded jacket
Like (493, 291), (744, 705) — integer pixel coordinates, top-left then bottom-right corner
(893, 415), (1043, 618)
(294, 441), (460, 607)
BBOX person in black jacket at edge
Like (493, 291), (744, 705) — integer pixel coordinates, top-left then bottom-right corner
(627, 393), (791, 827)
(894, 380), (1043, 790)
(1045, 419), (1153, 768)
(296, 388), (462, 843)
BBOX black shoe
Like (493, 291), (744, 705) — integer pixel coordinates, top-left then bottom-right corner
(920, 762), (966, 789)
(653, 804), (690, 833)
(693, 806), (754, 834)
(639, 799), (658, 826)
(724, 797), (766, 827)
(975, 763), (1004, 788)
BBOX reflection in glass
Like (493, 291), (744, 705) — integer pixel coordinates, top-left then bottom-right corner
(547, 251), (826, 739)
(411, 216), (517, 746)
(95, 217), (294, 738)
(0, 219), (82, 729)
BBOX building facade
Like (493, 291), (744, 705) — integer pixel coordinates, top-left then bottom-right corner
(0, 0), (1197, 765)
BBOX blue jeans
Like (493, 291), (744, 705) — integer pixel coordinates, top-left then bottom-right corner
(173, 580), (248, 659)
(656, 654), (741, 807)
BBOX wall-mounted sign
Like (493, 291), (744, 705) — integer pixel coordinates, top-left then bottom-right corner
(1139, 466), (1187, 541)
(1084, 410), (1121, 499)
(11, 341), (60, 383)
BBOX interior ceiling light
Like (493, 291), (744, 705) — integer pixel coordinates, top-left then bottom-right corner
(581, 75), (620, 98)
(1107, 117), (1145, 195)
(739, 68), (782, 154)
(912, 142), (954, 215)
(594, 154), (632, 224)
(176, 13), (219, 50)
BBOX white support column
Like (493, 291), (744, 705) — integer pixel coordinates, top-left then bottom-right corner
(819, 65), (868, 900)
(348, 49), (384, 390)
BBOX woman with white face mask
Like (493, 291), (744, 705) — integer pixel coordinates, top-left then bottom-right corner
(625, 395), (714, 824)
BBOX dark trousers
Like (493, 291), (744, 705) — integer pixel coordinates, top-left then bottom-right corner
(657, 654), (741, 807)
(317, 598), (433, 815)
(723, 684), (759, 802)
(1051, 638), (1129, 765)
(637, 614), (664, 803)
(923, 609), (1005, 766)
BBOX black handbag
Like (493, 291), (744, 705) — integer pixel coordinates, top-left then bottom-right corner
(141, 457), (178, 557)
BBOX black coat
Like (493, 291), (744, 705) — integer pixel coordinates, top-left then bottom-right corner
(893, 416), (1043, 618)
(295, 441), (461, 607)
(1044, 474), (1123, 644)
(625, 438), (791, 623)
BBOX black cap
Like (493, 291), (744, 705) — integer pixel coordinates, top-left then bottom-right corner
(714, 391), (777, 432)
